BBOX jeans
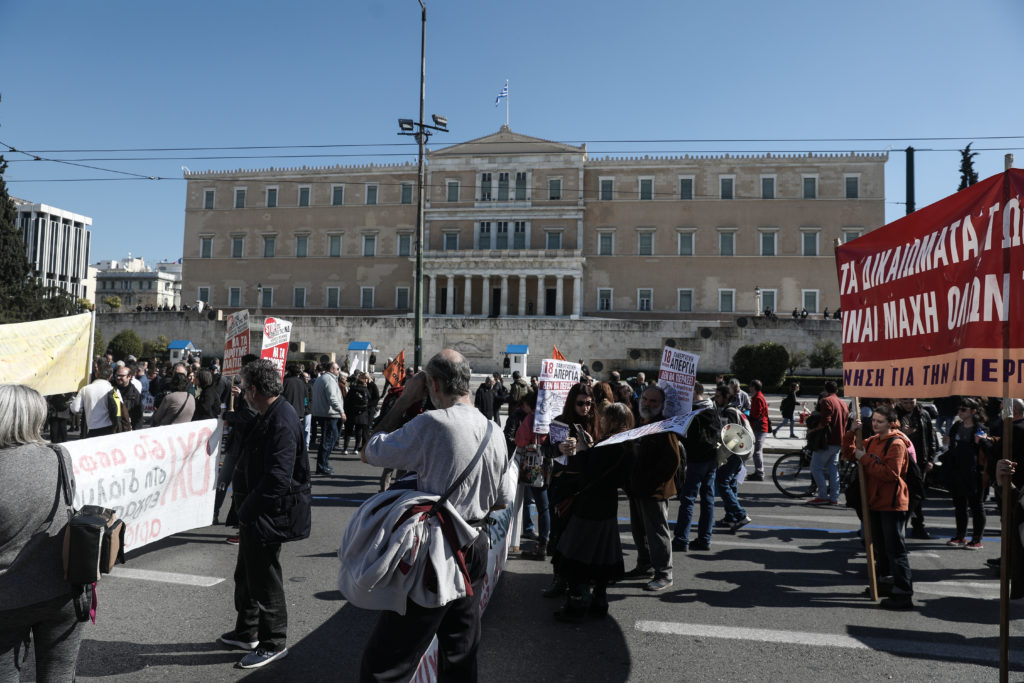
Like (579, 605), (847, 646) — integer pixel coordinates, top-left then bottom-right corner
(530, 487), (550, 543)
(674, 459), (717, 545)
(360, 532), (488, 682)
(715, 454), (747, 521)
(0, 593), (83, 683)
(302, 414), (311, 449)
(234, 525), (287, 651)
(952, 491), (986, 542)
(810, 444), (841, 502)
(629, 497), (672, 580)
(869, 510), (912, 596)
(774, 416), (797, 437)
(751, 429), (767, 475)
(522, 486), (536, 535)
(316, 416), (339, 472)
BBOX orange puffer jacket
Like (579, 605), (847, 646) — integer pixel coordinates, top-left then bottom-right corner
(860, 433), (909, 511)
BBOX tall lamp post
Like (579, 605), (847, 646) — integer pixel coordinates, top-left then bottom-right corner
(398, 0), (448, 371)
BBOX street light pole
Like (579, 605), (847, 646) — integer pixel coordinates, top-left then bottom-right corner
(399, 0), (448, 372)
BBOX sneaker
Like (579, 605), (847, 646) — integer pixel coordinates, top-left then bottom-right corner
(521, 530), (540, 542)
(965, 541), (984, 550)
(624, 565), (655, 579)
(237, 648), (289, 669)
(645, 577), (673, 592)
(911, 527), (932, 540)
(671, 537), (688, 552)
(225, 535), (240, 545)
(806, 498), (830, 505)
(946, 537), (967, 547)
(219, 632), (258, 650)
(731, 516), (752, 532)
(748, 472), (765, 482)
(715, 517), (737, 528)
(689, 540), (711, 551)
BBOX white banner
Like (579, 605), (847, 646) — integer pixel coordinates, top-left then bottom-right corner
(598, 409), (705, 446)
(657, 347), (699, 417)
(533, 359), (581, 435)
(62, 420), (221, 552)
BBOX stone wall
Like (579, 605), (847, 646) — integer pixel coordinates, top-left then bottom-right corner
(97, 312), (841, 376)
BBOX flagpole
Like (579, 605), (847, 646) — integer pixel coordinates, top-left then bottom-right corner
(505, 80), (509, 127)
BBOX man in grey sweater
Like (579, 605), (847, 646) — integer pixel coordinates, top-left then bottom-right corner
(311, 362), (345, 475)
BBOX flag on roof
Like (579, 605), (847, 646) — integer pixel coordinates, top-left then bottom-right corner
(495, 80), (508, 106)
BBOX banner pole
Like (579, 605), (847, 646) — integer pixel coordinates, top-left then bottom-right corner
(999, 156), (1014, 683)
(852, 396), (878, 601)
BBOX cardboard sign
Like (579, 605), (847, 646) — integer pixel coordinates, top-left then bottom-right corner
(223, 310), (250, 378)
(260, 317), (292, 380)
(657, 347), (699, 417)
(534, 359), (581, 434)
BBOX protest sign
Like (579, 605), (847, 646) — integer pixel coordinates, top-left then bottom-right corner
(62, 420), (221, 552)
(836, 169), (1024, 397)
(533, 358), (581, 434)
(598, 408), (705, 446)
(223, 310), (250, 378)
(260, 317), (292, 380)
(657, 346), (699, 416)
(0, 312), (92, 395)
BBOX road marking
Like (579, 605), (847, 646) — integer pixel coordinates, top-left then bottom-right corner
(635, 620), (1017, 665)
(111, 567), (225, 587)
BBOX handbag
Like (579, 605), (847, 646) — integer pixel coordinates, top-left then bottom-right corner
(518, 445), (548, 488)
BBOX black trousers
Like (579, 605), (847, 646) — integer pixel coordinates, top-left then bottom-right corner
(952, 491), (986, 542)
(869, 510), (913, 596)
(360, 532), (488, 683)
(233, 525), (287, 651)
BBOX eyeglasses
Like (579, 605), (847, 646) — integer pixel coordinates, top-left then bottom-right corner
(576, 400), (593, 407)
(115, 374), (130, 378)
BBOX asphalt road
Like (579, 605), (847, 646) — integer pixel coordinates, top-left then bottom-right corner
(33, 404), (1024, 682)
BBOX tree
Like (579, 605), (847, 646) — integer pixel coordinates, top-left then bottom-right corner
(77, 298), (94, 312)
(143, 334), (170, 360)
(730, 341), (789, 388)
(786, 350), (808, 376)
(102, 295), (122, 312)
(808, 340), (842, 376)
(108, 329), (143, 361)
(958, 143), (979, 191)
(94, 328), (104, 356)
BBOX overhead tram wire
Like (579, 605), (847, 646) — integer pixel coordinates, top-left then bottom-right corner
(0, 139), (168, 181)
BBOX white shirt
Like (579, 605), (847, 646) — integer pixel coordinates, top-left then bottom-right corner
(70, 379), (114, 429)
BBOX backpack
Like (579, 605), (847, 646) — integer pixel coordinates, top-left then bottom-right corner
(509, 380), (528, 404)
(882, 435), (925, 507)
(805, 411), (831, 451)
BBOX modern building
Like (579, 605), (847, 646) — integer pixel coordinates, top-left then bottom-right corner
(94, 255), (182, 310)
(13, 197), (93, 300)
(181, 126), (885, 319)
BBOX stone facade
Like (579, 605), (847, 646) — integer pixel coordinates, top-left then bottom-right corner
(181, 126), (885, 321)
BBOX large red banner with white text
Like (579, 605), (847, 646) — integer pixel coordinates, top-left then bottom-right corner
(836, 169), (1024, 398)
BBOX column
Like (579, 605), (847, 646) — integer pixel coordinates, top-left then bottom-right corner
(535, 275), (545, 316)
(428, 274), (437, 315)
(463, 275), (473, 315)
(482, 275), (491, 317)
(555, 276), (564, 317)
(447, 274), (456, 315)
(572, 274), (582, 318)
(518, 276), (527, 316)
(500, 275), (509, 316)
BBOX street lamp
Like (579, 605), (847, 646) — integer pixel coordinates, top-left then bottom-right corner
(257, 282), (263, 315)
(754, 285), (762, 316)
(398, 0), (449, 371)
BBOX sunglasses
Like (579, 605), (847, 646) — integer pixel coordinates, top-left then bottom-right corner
(576, 400), (593, 407)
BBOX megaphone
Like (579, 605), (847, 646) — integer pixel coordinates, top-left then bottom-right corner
(719, 422), (754, 459)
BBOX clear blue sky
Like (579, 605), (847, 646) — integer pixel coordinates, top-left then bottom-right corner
(2, 0), (1021, 263)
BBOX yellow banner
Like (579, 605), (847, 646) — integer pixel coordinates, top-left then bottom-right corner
(0, 312), (92, 395)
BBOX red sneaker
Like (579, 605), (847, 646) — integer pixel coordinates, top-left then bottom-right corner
(805, 498), (830, 505)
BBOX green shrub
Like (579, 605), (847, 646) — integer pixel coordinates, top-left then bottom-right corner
(730, 342), (789, 389)
(109, 329), (143, 361)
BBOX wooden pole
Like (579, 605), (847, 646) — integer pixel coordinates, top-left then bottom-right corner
(853, 397), (878, 601)
(999, 154), (1014, 683)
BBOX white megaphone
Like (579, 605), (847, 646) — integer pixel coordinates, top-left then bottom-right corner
(719, 422), (754, 460)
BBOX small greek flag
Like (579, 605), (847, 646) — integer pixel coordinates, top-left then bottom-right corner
(495, 81), (508, 106)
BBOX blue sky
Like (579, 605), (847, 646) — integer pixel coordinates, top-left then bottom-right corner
(2, 0), (1021, 262)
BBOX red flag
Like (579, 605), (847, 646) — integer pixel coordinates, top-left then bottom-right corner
(552, 345), (566, 361)
(383, 349), (405, 387)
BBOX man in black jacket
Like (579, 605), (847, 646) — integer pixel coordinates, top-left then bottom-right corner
(218, 359), (308, 670)
(672, 383), (722, 552)
(110, 365), (143, 430)
(281, 364), (310, 448)
(896, 398), (937, 539)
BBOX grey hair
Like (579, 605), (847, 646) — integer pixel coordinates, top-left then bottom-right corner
(0, 384), (48, 448)
(641, 384), (666, 402)
(240, 359), (283, 397)
(426, 351), (471, 397)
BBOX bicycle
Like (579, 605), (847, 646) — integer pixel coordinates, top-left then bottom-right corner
(772, 446), (855, 499)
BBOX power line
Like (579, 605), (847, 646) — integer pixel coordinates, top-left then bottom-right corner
(0, 140), (168, 181)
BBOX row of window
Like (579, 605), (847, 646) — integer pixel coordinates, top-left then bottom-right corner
(597, 288), (822, 314)
(200, 233), (413, 259)
(204, 183), (414, 210)
(97, 279), (175, 291)
(200, 285), (406, 311)
(598, 174), (858, 200)
(599, 228), (864, 257)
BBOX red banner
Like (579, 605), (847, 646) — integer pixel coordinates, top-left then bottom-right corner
(836, 169), (1024, 398)
(383, 349), (405, 387)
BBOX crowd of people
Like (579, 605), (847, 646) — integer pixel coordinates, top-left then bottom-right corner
(4, 345), (1024, 679)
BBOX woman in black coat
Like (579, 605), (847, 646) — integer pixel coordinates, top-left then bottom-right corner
(944, 397), (992, 549)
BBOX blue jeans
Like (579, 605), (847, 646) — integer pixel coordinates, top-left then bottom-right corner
(810, 445), (841, 502)
(675, 459), (717, 545)
(522, 486), (535, 534)
(716, 454), (747, 521)
(751, 429), (767, 475)
(774, 417), (797, 437)
(530, 487), (550, 543)
(316, 416), (339, 471)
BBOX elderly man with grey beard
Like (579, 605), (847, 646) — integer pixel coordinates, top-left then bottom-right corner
(623, 386), (681, 592)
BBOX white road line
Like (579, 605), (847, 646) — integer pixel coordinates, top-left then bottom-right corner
(635, 620), (1016, 665)
(111, 567), (225, 587)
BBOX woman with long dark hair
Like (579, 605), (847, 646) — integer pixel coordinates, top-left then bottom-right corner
(540, 382), (596, 598)
(944, 397), (991, 550)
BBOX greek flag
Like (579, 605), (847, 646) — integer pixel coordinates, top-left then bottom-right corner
(495, 81), (508, 106)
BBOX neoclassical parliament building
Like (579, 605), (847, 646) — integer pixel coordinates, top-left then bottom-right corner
(181, 126), (886, 320)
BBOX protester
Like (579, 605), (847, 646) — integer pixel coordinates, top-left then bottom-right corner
(747, 379), (769, 480)
(342, 373), (372, 454)
(712, 384), (753, 532)
(218, 359), (308, 669)
(474, 375), (496, 421)
(514, 391), (549, 560)
(282, 364), (310, 446)
(673, 382), (722, 551)
(807, 380), (849, 505)
(943, 397), (991, 550)
(192, 369), (222, 422)
(552, 402), (634, 621)
(624, 386), (680, 592)
(848, 405), (914, 610)
(727, 378), (750, 414)
(311, 363), (345, 476)
(152, 372), (196, 426)
(895, 397), (938, 539)
(0, 384), (84, 680)
(71, 358), (115, 437)
(774, 380), (800, 438)
(358, 349), (514, 681)
(110, 364), (143, 431)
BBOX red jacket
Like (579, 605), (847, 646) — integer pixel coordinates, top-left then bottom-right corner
(750, 392), (769, 432)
